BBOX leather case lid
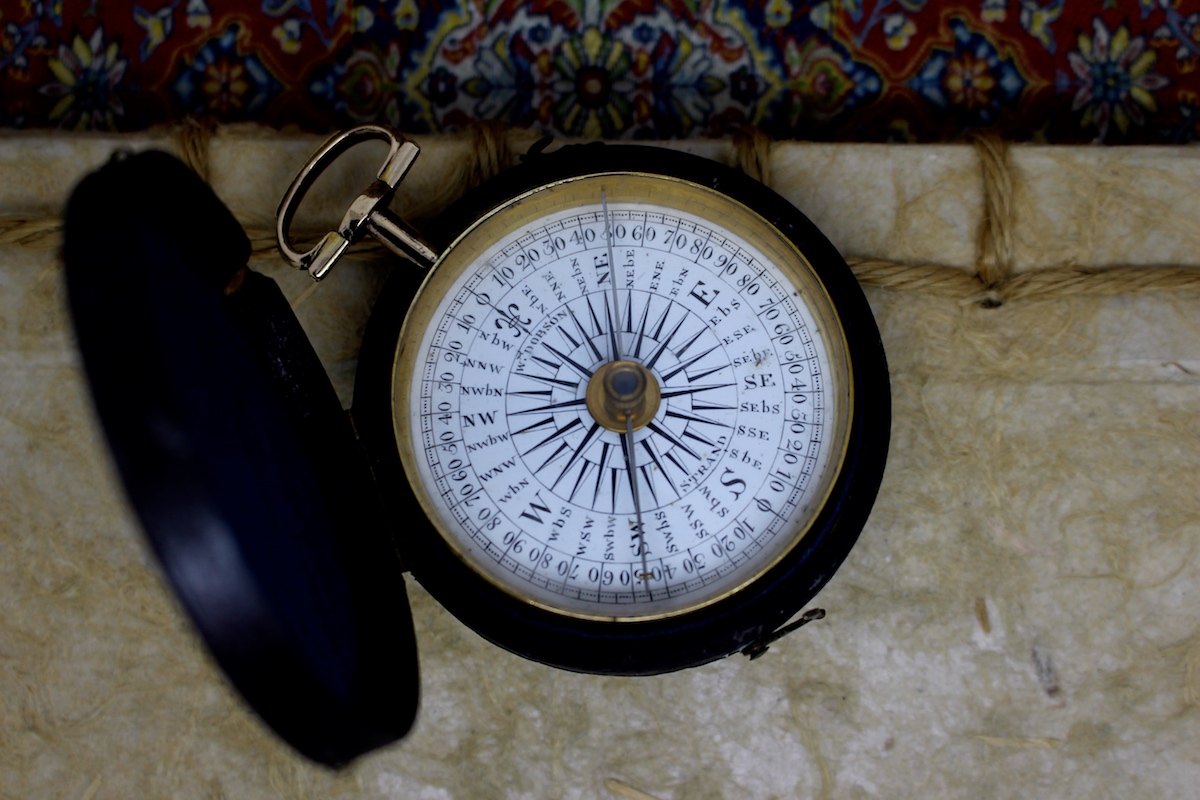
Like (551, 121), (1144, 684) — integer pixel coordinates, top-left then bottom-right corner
(63, 151), (418, 766)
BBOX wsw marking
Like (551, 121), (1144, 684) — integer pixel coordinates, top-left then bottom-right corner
(577, 516), (595, 556)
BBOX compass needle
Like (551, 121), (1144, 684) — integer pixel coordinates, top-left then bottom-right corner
(602, 190), (623, 362)
(626, 416), (650, 587)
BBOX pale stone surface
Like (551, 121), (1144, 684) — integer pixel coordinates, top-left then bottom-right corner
(772, 144), (982, 269)
(2, 135), (1200, 799)
(1011, 148), (1200, 271)
(4, 130), (1198, 272)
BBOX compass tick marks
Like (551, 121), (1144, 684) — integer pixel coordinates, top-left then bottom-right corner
(567, 306), (604, 362)
(640, 438), (679, 496)
(510, 397), (589, 415)
(691, 401), (736, 412)
(542, 342), (594, 379)
(513, 416), (555, 436)
(664, 408), (728, 428)
(531, 354), (562, 371)
(567, 460), (593, 503)
(659, 383), (735, 400)
(644, 315), (688, 371)
(659, 344), (721, 383)
(632, 299), (652, 358)
(592, 442), (612, 507)
(558, 326), (582, 349)
(552, 422), (601, 491)
(519, 371), (577, 390)
(682, 428), (718, 448)
(533, 441), (572, 475)
(520, 417), (583, 457)
(646, 421), (701, 461)
(672, 328), (707, 361)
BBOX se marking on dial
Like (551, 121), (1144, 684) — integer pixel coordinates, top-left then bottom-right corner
(410, 198), (838, 618)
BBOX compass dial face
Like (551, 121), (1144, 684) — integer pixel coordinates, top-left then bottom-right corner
(394, 175), (852, 620)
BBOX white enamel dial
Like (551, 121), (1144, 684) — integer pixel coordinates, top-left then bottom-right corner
(395, 175), (851, 620)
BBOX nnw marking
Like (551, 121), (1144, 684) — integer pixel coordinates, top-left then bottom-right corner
(449, 354), (504, 374)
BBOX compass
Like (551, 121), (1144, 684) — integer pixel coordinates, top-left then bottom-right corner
(63, 126), (888, 766)
(285, 125), (890, 671)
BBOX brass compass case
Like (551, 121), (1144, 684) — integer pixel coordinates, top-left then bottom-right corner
(349, 141), (891, 675)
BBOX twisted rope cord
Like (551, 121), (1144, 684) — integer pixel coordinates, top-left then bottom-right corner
(466, 120), (514, 187)
(731, 126), (1200, 305)
(969, 131), (1016, 287)
(0, 217), (61, 249)
(6, 121), (1199, 304)
(733, 126), (774, 190)
(177, 116), (215, 182)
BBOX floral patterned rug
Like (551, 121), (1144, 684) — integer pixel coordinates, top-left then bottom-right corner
(2, 1), (1198, 143)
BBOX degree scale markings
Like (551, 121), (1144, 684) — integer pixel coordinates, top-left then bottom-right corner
(412, 197), (839, 617)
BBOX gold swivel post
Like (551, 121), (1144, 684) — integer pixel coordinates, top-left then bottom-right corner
(586, 360), (662, 433)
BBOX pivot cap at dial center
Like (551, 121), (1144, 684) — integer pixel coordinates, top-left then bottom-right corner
(586, 360), (661, 432)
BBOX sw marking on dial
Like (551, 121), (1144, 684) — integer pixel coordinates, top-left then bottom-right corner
(406, 193), (840, 619)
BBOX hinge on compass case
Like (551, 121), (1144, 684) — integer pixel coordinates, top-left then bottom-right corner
(741, 608), (827, 660)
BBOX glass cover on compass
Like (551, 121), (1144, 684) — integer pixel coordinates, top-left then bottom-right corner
(393, 173), (852, 621)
